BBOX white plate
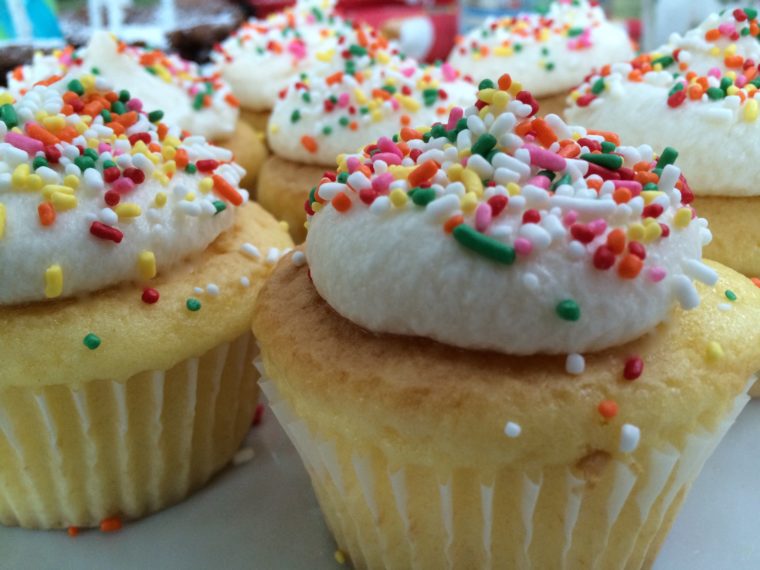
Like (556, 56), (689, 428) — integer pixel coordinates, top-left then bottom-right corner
(2, 399), (759, 569)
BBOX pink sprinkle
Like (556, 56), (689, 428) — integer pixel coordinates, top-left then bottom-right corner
(287, 40), (307, 59)
(346, 156), (361, 173)
(6, 132), (43, 155)
(337, 93), (350, 108)
(377, 136), (402, 158)
(612, 180), (642, 195)
(446, 107), (463, 130)
(112, 177), (135, 194)
(371, 172), (394, 193)
(127, 98), (143, 112)
(525, 144), (567, 172)
(390, 99), (400, 111)
(98, 142), (111, 153)
(528, 175), (550, 189)
(441, 62), (457, 82)
(372, 152), (402, 165)
(514, 237), (533, 256)
(563, 210), (578, 226)
(719, 23), (736, 36)
(647, 267), (667, 283)
(707, 67), (722, 79)
(736, 75), (748, 88)
(400, 66), (416, 78)
(588, 219), (607, 235)
(475, 203), (492, 232)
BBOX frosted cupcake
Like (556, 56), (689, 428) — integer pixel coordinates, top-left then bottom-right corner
(260, 49), (475, 242)
(8, 32), (267, 190)
(448, 0), (633, 116)
(212, 0), (382, 134)
(566, 8), (760, 282)
(0, 75), (292, 529)
(254, 75), (760, 569)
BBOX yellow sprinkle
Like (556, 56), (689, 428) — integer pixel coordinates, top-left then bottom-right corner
(161, 146), (176, 160)
(627, 223), (645, 241)
(334, 550), (346, 565)
(74, 121), (88, 134)
(199, 177), (214, 193)
(399, 96), (420, 113)
(311, 202), (322, 213)
(673, 208), (692, 228)
(705, 341), (724, 363)
(11, 164), (30, 189)
(0, 203), (5, 238)
(137, 250), (156, 280)
(269, 124), (280, 135)
(569, 91), (581, 102)
(388, 165), (413, 180)
(508, 80), (522, 96)
(35, 110), (48, 121)
(184, 192), (196, 202)
(114, 203), (141, 218)
(727, 85), (740, 96)
(155, 66), (172, 83)
(353, 88), (368, 105)
(507, 182), (521, 196)
(725, 44), (737, 57)
(389, 188), (408, 208)
(315, 49), (335, 62)
(640, 191), (662, 205)
(492, 90), (510, 107)
(447, 164), (463, 181)
(370, 109), (383, 123)
(152, 171), (169, 185)
(45, 264), (63, 298)
(26, 174), (43, 191)
(63, 174), (80, 189)
(163, 160), (177, 175)
(477, 88), (495, 103)
(154, 192), (167, 208)
(493, 46), (513, 57)
(81, 74), (96, 90)
(0, 92), (13, 105)
(744, 98), (759, 122)
(42, 115), (66, 131)
(709, 46), (721, 57)
(87, 137), (99, 148)
(461, 191), (478, 214)
(51, 192), (77, 211)
(42, 184), (74, 200)
(376, 51), (390, 64)
(163, 135), (182, 148)
(461, 168), (483, 196)
(643, 222), (662, 243)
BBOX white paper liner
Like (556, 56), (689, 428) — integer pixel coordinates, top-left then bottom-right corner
(260, 361), (754, 570)
(0, 332), (259, 529)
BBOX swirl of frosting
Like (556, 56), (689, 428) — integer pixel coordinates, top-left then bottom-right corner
(0, 76), (247, 305)
(566, 8), (760, 196)
(447, 0), (633, 97)
(7, 32), (239, 141)
(268, 46), (476, 165)
(212, 0), (378, 112)
(305, 75), (716, 355)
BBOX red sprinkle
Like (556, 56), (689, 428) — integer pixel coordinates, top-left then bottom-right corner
(123, 167), (145, 184)
(196, 159), (220, 173)
(522, 209), (541, 224)
(103, 166), (121, 183)
(598, 400), (618, 419)
(141, 288), (160, 304)
(667, 90), (686, 108)
(104, 190), (120, 206)
(487, 195), (508, 217)
(570, 223), (595, 244)
(623, 356), (644, 380)
(252, 403), (265, 426)
(67, 527), (79, 537)
(90, 221), (124, 243)
(592, 245), (616, 270)
(642, 204), (663, 219)
(99, 517), (122, 533)
(358, 188), (377, 205)
(628, 241), (647, 260)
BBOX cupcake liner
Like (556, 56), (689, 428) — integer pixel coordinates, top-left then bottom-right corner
(260, 365), (753, 570)
(0, 332), (259, 529)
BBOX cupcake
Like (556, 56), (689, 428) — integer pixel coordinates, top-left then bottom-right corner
(566, 8), (760, 282)
(7, 32), (267, 191)
(260, 49), (475, 242)
(253, 75), (760, 568)
(0, 75), (292, 529)
(448, 0), (633, 116)
(212, 0), (376, 134)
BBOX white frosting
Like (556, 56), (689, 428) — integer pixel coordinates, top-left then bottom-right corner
(305, 83), (714, 355)
(268, 53), (476, 165)
(447, 0), (633, 98)
(212, 0), (372, 112)
(566, 9), (760, 196)
(7, 32), (239, 141)
(0, 81), (247, 305)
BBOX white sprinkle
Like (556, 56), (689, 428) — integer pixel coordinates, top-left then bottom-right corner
(317, 182), (346, 201)
(98, 208), (118, 225)
(369, 195), (391, 215)
(292, 251), (306, 267)
(565, 353), (585, 375)
(265, 247), (280, 265)
(347, 171), (371, 191)
(672, 275), (700, 310)
(232, 447), (255, 466)
(683, 259), (718, 286)
(658, 164), (681, 193)
(619, 424), (641, 453)
(504, 421), (522, 438)
(519, 223), (551, 250)
(241, 243), (261, 259)
(522, 272), (539, 290)
(193, 287), (204, 294)
(567, 241), (587, 260)
(240, 276), (251, 288)
(206, 283), (220, 297)
(717, 303), (732, 312)
(425, 194), (460, 221)
(178, 201), (201, 216)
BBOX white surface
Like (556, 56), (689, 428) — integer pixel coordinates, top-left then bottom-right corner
(1, 399), (759, 569)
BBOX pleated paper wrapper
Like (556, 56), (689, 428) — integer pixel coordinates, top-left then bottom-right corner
(0, 332), (259, 529)
(259, 359), (752, 570)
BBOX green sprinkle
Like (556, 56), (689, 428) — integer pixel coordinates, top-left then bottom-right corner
(725, 290), (737, 302)
(741, 26), (751, 36)
(193, 92), (205, 110)
(706, 87), (725, 100)
(430, 124), (447, 139)
(545, 62), (555, 71)
(301, 92), (311, 103)
(556, 300), (580, 322)
(668, 82), (684, 96)
(600, 141), (616, 153)
(655, 146), (678, 169)
(148, 110), (164, 123)
(381, 85), (397, 95)
(103, 160), (117, 169)
(551, 173), (571, 191)
(83, 333), (101, 350)
(118, 89), (130, 102)
(580, 153), (622, 170)
(537, 170), (556, 182)
(100, 109), (112, 122)
(67, 79), (84, 96)
(91, 66), (100, 75)
(652, 55), (675, 68)
(290, 109), (301, 123)
(309, 186), (317, 204)
(410, 188), (436, 206)
(339, 116), (350, 127)
(337, 172), (349, 183)
(720, 77), (733, 91)
(185, 164), (197, 174)
(0, 103), (18, 128)
(643, 183), (659, 191)
(32, 156), (48, 170)
(472, 133), (497, 157)
(514, 43), (523, 53)
(591, 78), (605, 95)
(83, 148), (99, 160)
(322, 126), (332, 136)
(348, 44), (367, 56)
(452, 224), (515, 265)
(567, 27), (584, 37)
(111, 101), (126, 115)
(212, 200), (226, 214)
(746, 8), (758, 20)
(186, 298), (202, 312)
(478, 78), (495, 90)
(74, 156), (95, 171)
(145, 66), (158, 76)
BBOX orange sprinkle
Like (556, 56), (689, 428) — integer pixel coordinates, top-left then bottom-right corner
(99, 517), (122, 533)
(224, 93), (240, 107)
(301, 135), (318, 154)
(397, 141), (409, 155)
(400, 127), (422, 141)
(705, 28), (721, 41)
(11, 67), (22, 81)
(157, 122), (168, 141)
(586, 178), (602, 192)
(587, 129), (620, 146)
(628, 69), (643, 82)
(618, 254), (643, 279)
(725, 55), (744, 68)
(35, 74), (63, 87)
(67, 527), (79, 537)
(632, 161), (652, 172)
(105, 122), (125, 136)
(613, 188), (632, 204)
(57, 126), (79, 142)
(83, 101), (104, 117)
(635, 171), (658, 185)
(38, 202), (56, 226)
(325, 72), (344, 86)
(408, 160), (439, 187)
(371, 89), (391, 101)
(598, 400), (618, 419)
(115, 111), (138, 128)
(332, 192), (352, 212)
(557, 140), (580, 158)
(400, 115), (411, 127)
(532, 118), (557, 147)
(497, 74), (512, 91)
(752, 21), (760, 36)
(212, 174), (243, 206)
(349, 121), (358, 131)
(148, 142), (161, 153)
(444, 215), (464, 233)
(62, 91), (78, 104)
(606, 228), (626, 254)
(514, 120), (534, 138)
(26, 123), (60, 146)
(751, 277), (760, 289)
(687, 84), (704, 100)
